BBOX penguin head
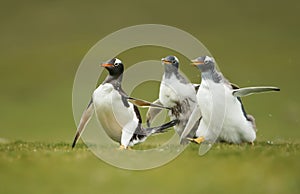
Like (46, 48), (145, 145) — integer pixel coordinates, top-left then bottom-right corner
(101, 58), (124, 77)
(191, 56), (215, 72)
(161, 55), (179, 70)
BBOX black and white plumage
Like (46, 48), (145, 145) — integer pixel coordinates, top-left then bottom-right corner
(146, 56), (199, 143)
(180, 56), (280, 144)
(72, 58), (177, 149)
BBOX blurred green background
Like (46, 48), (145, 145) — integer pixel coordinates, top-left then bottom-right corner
(0, 0), (299, 193)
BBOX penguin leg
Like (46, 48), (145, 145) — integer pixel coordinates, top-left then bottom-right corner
(187, 136), (205, 144)
(180, 105), (202, 144)
(118, 145), (133, 150)
(120, 120), (138, 149)
(118, 145), (126, 150)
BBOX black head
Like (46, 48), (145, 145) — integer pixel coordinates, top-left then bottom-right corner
(101, 58), (124, 77)
(161, 55), (180, 70)
(191, 56), (215, 72)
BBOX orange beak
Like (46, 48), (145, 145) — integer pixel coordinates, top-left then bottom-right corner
(191, 59), (204, 66)
(161, 58), (172, 65)
(101, 63), (114, 67)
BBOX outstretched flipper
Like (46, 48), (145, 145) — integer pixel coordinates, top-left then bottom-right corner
(128, 97), (170, 109)
(232, 86), (280, 97)
(130, 119), (179, 146)
(134, 119), (179, 137)
(146, 99), (163, 127)
(180, 104), (202, 144)
(147, 119), (179, 134)
(117, 87), (170, 110)
(71, 99), (94, 148)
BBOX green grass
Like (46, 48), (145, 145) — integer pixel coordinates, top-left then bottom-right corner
(1, 141), (299, 194)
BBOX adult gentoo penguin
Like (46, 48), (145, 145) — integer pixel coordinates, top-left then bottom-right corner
(146, 55), (199, 143)
(72, 58), (177, 149)
(180, 56), (280, 144)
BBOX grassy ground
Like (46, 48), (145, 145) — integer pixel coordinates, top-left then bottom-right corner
(0, 141), (299, 194)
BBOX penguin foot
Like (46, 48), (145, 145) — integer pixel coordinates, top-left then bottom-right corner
(187, 136), (205, 144)
(250, 142), (254, 146)
(118, 145), (132, 150)
(118, 145), (127, 150)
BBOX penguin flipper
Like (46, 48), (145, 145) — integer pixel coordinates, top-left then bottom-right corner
(180, 105), (202, 144)
(71, 99), (94, 148)
(146, 119), (179, 134)
(128, 97), (170, 109)
(117, 88), (170, 109)
(146, 99), (163, 127)
(232, 86), (280, 97)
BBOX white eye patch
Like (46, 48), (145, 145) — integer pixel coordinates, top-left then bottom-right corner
(114, 58), (122, 64)
(204, 56), (214, 63)
(173, 56), (179, 63)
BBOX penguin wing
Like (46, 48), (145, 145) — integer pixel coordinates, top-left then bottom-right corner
(128, 97), (171, 109)
(146, 99), (163, 127)
(180, 104), (202, 143)
(72, 99), (94, 148)
(117, 87), (170, 109)
(232, 86), (280, 97)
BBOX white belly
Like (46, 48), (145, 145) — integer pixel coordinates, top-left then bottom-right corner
(197, 79), (256, 143)
(159, 74), (196, 107)
(159, 74), (197, 135)
(92, 83), (136, 143)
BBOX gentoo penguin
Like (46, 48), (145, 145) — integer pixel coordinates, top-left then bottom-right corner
(180, 56), (280, 144)
(146, 55), (199, 143)
(72, 58), (178, 149)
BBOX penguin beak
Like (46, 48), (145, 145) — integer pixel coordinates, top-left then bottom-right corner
(101, 63), (114, 67)
(161, 58), (172, 65)
(191, 59), (204, 66)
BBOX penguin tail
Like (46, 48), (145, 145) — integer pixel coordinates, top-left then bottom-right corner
(146, 119), (179, 135)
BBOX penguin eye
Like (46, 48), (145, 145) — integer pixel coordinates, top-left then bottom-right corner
(204, 60), (209, 64)
(114, 63), (119, 66)
(172, 60), (176, 64)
